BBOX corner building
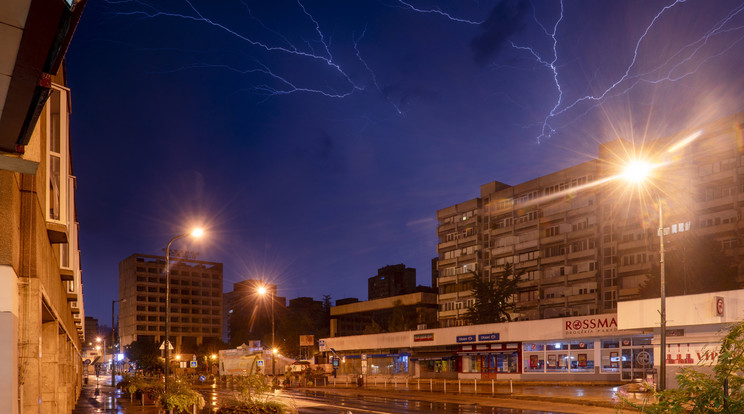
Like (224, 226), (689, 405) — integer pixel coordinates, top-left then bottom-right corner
(436, 113), (744, 327)
(119, 254), (223, 352)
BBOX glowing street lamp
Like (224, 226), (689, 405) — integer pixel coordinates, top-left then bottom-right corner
(164, 228), (204, 393)
(622, 160), (668, 391)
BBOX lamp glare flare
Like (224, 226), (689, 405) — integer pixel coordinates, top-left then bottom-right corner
(622, 160), (654, 184)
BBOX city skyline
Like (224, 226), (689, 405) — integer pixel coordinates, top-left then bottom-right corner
(66, 0), (744, 322)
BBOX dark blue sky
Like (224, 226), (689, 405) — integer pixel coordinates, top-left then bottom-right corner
(66, 0), (744, 323)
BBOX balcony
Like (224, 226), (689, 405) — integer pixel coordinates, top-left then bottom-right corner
(437, 274), (457, 286)
(437, 240), (457, 250)
(438, 309), (460, 319)
(567, 270), (597, 282)
(697, 194), (736, 212)
(491, 245), (514, 256)
(617, 263), (649, 273)
(618, 238), (647, 251)
(618, 287), (640, 299)
(518, 279), (538, 288)
(516, 239), (538, 251)
(565, 226), (595, 240)
(541, 296), (566, 306)
(567, 293), (596, 303)
(439, 292), (459, 301)
(540, 255), (564, 265)
(566, 204), (595, 218)
(567, 249), (595, 261)
(541, 234), (566, 245)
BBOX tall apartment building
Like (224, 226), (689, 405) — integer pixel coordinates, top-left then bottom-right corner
(119, 253), (223, 353)
(368, 264), (416, 300)
(223, 279), (286, 346)
(436, 113), (744, 327)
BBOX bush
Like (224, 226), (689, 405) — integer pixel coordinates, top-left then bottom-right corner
(157, 381), (205, 413)
(216, 400), (285, 414)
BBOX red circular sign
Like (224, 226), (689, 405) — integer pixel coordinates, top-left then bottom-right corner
(717, 298), (724, 315)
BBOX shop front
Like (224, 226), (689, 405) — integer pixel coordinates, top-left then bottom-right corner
(459, 342), (521, 379)
(322, 313), (653, 382)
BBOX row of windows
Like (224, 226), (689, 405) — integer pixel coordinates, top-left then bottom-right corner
(442, 246), (477, 260)
(544, 240), (597, 258)
(134, 287), (220, 297)
(135, 275), (221, 288)
(135, 266), (221, 279)
(485, 176), (594, 213)
(136, 305), (221, 314)
(135, 325), (219, 333)
(135, 296), (221, 308)
(440, 210), (477, 224)
(440, 298), (475, 312)
(439, 263), (477, 276)
(442, 227), (477, 242)
(136, 315), (220, 324)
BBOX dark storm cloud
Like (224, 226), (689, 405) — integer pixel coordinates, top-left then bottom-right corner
(290, 132), (345, 175)
(471, 0), (529, 65)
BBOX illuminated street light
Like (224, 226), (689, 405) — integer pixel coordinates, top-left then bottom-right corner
(621, 161), (668, 391)
(257, 285), (276, 380)
(164, 227), (204, 393)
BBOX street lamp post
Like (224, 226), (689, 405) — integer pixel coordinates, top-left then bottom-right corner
(257, 285), (276, 379)
(623, 161), (667, 390)
(658, 200), (667, 391)
(164, 228), (203, 393)
(111, 299), (126, 388)
(96, 337), (106, 379)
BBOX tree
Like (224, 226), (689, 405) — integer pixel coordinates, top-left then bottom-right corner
(387, 300), (412, 332)
(639, 234), (738, 299)
(362, 320), (383, 335)
(622, 320), (744, 412)
(464, 263), (524, 325)
(124, 338), (163, 373)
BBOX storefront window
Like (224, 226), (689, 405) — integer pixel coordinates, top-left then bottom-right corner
(421, 357), (458, 373)
(569, 340), (594, 372)
(546, 342), (569, 372)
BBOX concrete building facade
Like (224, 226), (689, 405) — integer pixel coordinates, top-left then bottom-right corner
(118, 253), (223, 353)
(436, 113), (744, 327)
(0, 69), (85, 412)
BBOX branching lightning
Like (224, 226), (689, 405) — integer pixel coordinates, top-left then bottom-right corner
(107, 0), (373, 101)
(513, 0), (744, 142)
(393, 0), (484, 25)
(395, 0), (744, 143)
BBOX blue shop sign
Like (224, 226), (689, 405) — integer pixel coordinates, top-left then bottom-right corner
(456, 335), (476, 343)
(478, 333), (500, 341)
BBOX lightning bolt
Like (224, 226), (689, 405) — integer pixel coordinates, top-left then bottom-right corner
(513, 0), (744, 142)
(106, 0), (368, 100)
(393, 0), (484, 25)
(394, 0), (744, 143)
(353, 26), (403, 114)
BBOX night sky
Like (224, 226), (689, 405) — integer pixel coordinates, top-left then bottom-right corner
(66, 0), (744, 324)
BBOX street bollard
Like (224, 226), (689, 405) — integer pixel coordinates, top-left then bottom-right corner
(458, 380), (461, 393)
(474, 379), (477, 394)
(430, 379), (433, 392)
(444, 379), (446, 393)
(417, 379), (420, 391)
(510, 379), (513, 394)
(491, 379), (494, 396)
